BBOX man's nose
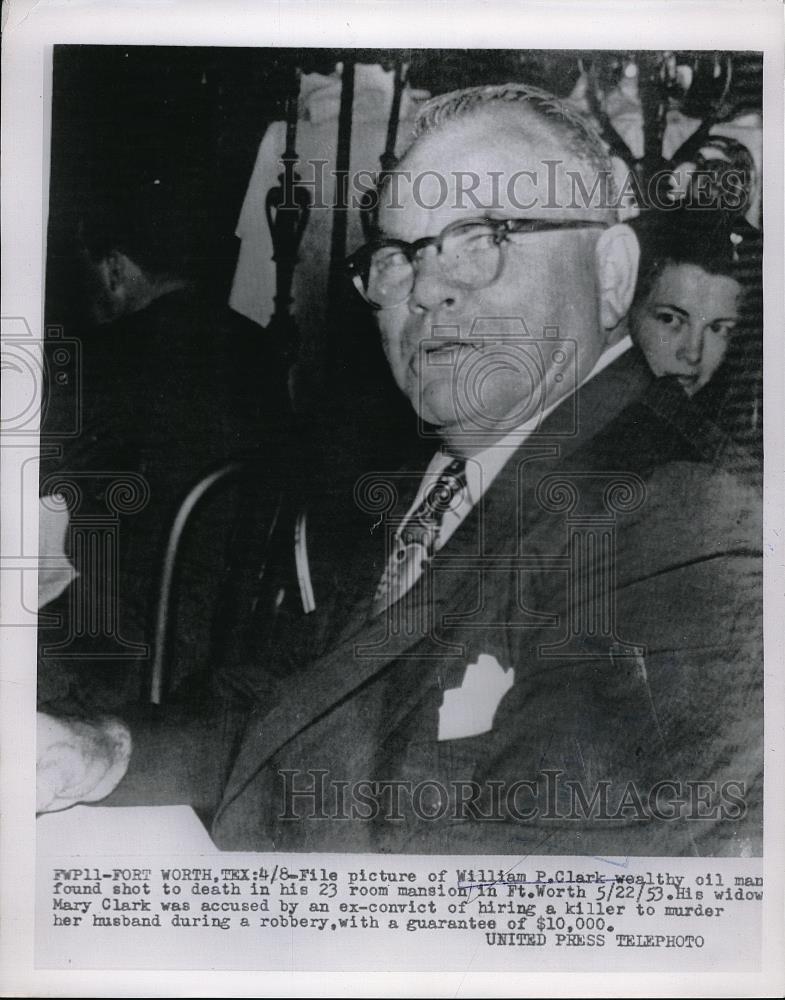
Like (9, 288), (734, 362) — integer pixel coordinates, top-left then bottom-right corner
(408, 248), (463, 315)
(677, 324), (704, 366)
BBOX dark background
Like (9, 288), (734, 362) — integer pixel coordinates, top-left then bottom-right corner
(47, 46), (763, 316)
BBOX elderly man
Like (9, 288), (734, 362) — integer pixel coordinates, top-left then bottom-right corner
(37, 84), (762, 857)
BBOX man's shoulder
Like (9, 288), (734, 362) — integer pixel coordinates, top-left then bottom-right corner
(581, 377), (762, 577)
(506, 359), (762, 568)
(575, 365), (760, 489)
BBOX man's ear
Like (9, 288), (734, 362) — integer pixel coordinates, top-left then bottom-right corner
(94, 250), (124, 299)
(595, 223), (640, 333)
(104, 249), (129, 294)
(98, 250), (146, 312)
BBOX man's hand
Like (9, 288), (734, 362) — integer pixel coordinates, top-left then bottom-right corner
(36, 712), (132, 813)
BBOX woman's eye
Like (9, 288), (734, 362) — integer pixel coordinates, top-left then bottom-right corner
(709, 321), (736, 338)
(653, 310), (681, 328)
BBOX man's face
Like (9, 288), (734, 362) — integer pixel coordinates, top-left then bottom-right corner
(631, 263), (741, 396)
(373, 109), (609, 447)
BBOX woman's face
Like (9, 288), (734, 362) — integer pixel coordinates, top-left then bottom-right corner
(631, 262), (742, 396)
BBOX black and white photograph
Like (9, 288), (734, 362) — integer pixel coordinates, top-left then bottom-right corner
(2, 0), (783, 994)
(35, 41), (765, 854)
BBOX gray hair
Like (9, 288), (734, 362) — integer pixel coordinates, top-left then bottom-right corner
(412, 82), (619, 207)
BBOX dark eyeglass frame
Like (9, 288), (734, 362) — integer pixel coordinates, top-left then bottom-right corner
(345, 216), (608, 310)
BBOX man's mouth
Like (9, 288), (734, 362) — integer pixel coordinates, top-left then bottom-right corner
(408, 341), (488, 378)
(418, 340), (486, 362)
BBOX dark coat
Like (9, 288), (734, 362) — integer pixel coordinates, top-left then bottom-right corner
(112, 348), (763, 857)
(38, 289), (282, 709)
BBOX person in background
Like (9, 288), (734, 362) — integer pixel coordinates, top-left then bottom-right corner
(38, 175), (286, 712)
(629, 209), (760, 435)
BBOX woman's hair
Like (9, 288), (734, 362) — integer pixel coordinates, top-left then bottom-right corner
(631, 208), (756, 306)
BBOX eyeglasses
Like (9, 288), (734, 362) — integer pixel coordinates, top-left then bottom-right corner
(346, 216), (607, 310)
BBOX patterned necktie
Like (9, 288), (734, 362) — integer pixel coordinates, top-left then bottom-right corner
(372, 457), (468, 616)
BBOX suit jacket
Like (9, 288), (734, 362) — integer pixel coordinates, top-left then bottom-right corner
(112, 347), (763, 857)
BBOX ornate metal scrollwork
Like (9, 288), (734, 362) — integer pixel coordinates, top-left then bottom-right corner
(264, 66), (311, 368)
